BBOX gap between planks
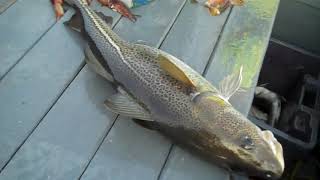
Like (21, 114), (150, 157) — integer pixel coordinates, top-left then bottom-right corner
(77, 115), (120, 180)
(203, 7), (234, 77)
(0, 9), (122, 173)
(0, 22), (57, 82)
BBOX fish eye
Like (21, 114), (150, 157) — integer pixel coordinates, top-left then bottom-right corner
(240, 135), (254, 150)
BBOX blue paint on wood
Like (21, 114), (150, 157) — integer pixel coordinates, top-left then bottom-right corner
(160, 2), (230, 73)
(0, 10), (85, 169)
(159, 146), (229, 180)
(81, 117), (170, 180)
(0, 67), (117, 180)
(0, 0), (56, 78)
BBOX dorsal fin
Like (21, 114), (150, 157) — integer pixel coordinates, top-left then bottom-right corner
(218, 66), (243, 100)
(158, 54), (196, 88)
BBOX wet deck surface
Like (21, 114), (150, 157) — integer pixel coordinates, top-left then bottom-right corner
(0, 0), (279, 179)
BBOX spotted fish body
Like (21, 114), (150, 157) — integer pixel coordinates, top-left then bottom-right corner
(67, 0), (284, 179)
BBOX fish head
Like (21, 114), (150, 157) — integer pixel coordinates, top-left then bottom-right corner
(192, 91), (284, 179)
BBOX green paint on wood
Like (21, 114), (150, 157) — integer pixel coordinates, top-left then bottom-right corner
(221, 34), (264, 88)
(205, 0), (279, 114)
(249, 0), (278, 20)
(215, 0), (278, 89)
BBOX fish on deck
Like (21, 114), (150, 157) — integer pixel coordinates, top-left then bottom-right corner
(51, 0), (285, 179)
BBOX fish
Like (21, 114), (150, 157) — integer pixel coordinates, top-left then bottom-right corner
(53, 0), (284, 179)
(204, 0), (244, 16)
(97, 0), (139, 22)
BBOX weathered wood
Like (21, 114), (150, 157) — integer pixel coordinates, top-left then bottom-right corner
(0, 0), (124, 171)
(113, 0), (186, 46)
(160, 147), (248, 180)
(81, 117), (170, 180)
(159, 146), (229, 180)
(0, 0), (16, 14)
(0, 10), (86, 170)
(0, 66), (117, 180)
(160, 2), (230, 73)
(205, 0), (279, 115)
(0, 0), (56, 78)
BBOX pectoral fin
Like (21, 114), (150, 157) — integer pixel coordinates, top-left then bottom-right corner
(158, 54), (196, 88)
(218, 66), (243, 100)
(104, 93), (153, 121)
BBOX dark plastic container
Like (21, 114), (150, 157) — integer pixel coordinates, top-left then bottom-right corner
(250, 40), (320, 162)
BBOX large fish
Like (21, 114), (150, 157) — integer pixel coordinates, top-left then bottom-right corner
(53, 0), (284, 179)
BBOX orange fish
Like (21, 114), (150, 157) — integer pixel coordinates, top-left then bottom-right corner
(97, 0), (139, 22)
(204, 0), (244, 16)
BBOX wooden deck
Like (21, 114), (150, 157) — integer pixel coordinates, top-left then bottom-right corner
(0, 0), (279, 179)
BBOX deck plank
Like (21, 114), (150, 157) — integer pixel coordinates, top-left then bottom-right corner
(0, 10), (85, 170)
(0, 0), (56, 78)
(160, 2), (229, 73)
(81, 117), (170, 180)
(80, 0), (186, 179)
(0, 66), (117, 180)
(205, 0), (279, 115)
(160, 146), (229, 180)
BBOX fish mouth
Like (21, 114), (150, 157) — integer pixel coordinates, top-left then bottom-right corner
(261, 130), (285, 174)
